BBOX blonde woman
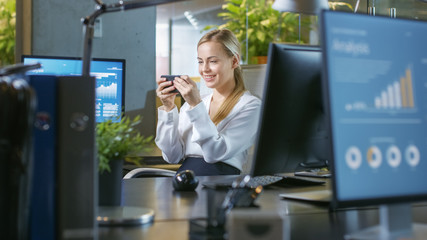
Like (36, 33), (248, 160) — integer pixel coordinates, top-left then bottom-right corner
(155, 29), (261, 176)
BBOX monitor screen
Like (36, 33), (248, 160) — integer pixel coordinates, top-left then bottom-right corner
(251, 43), (329, 176)
(321, 11), (427, 208)
(22, 55), (125, 123)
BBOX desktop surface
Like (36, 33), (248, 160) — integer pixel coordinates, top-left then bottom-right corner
(98, 176), (427, 240)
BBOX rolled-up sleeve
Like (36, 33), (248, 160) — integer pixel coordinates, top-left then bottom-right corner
(155, 106), (184, 163)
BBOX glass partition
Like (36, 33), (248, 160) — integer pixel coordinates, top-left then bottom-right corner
(156, 0), (427, 80)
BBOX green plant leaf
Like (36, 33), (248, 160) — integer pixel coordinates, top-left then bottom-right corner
(206, 0), (314, 63)
(256, 31), (265, 43)
(96, 115), (154, 174)
(224, 3), (240, 14)
(0, 0), (15, 66)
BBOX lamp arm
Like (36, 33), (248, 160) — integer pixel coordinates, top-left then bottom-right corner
(81, 4), (105, 76)
(81, 0), (184, 76)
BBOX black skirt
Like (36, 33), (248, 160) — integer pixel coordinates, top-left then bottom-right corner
(177, 157), (240, 176)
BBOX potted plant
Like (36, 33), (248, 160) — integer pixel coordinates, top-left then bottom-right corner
(96, 114), (153, 205)
(204, 0), (309, 64)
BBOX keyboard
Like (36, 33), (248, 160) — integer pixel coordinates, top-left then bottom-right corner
(202, 175), (325, 189)
(248, 175), (283, 187)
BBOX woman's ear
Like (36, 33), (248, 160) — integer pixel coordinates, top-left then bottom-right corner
(231, 55), (240, 69)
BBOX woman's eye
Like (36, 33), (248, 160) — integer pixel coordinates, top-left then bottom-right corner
(210, 61), (217, 63)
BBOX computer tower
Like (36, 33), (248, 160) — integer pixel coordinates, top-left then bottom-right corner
(29, 75), (97, 240)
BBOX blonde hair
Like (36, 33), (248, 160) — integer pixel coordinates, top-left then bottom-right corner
(198, 29), (246, 125)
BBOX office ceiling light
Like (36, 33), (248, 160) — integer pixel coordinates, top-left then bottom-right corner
(184, 11), (199, 30)
(272, 0), (329, 14)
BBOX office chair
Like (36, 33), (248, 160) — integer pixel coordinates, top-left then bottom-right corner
(123, 167), (176, 179)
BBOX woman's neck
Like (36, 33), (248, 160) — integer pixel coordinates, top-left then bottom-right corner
(212, 79), (235, 103)
(209, 87), (230, 118)
(211, 91), (228, 104)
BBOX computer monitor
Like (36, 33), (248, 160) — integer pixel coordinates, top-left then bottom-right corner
(251, 43), (329, 176)
(321, 10), (427, 238)
(22, 55), (125, 123)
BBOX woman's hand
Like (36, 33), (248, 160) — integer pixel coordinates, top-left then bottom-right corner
(156, 76), (178, 112)
(174, 75), (202, 107)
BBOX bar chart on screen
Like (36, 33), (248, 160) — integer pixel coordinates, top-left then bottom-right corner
(373, 68), (414, 110)
(342, 66), (418, 116)
(96, 81), (120, 120)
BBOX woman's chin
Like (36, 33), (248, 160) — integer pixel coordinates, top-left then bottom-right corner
(204, 82), (216, 88)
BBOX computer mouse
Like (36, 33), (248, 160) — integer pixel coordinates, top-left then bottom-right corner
(172, 170), (199, 191)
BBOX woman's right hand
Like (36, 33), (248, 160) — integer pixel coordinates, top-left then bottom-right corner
(156, 76), (178, 112)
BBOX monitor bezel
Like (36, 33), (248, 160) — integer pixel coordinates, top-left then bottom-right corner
(250, 43), (327, 177)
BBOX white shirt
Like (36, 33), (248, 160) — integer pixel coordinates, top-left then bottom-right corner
(155, 91), (261, 171)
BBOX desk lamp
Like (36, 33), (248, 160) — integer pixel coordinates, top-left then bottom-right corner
(81, 0), (185, 226)
(82, 0), (184, 76)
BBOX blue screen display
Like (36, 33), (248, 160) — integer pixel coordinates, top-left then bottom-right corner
(322, 11), (427, 203)
(22, 56), (124, 123)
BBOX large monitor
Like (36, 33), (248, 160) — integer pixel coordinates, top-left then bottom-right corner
(321, 10), (427, 238)
(251, 43), (329, 176)
(22, 55), (125, 123)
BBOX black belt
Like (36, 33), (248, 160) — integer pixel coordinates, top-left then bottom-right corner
(178, 157), (240, 176)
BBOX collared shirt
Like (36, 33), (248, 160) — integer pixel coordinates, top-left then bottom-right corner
(155, 91), (261, 171)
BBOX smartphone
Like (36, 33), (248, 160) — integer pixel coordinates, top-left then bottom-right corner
(160, 75), (181, 93)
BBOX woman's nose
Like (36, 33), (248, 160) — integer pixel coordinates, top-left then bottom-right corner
(202, 63), (210, 72)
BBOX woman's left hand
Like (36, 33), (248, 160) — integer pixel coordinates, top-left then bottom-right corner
(174, 75), (202, 107)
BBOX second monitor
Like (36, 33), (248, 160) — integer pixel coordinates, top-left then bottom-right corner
(22, 55), (125, 123)
(251, 43), (329, 176)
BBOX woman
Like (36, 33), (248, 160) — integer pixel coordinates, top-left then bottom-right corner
(155, 29), (261, 176)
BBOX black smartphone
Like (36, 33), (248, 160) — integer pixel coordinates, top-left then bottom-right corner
(160, 75), (181, 93)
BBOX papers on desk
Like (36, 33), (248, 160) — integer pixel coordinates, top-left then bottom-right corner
(279, 190), (332, 204)
(294, 169), (331, 178)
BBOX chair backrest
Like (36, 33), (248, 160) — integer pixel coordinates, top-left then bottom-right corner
(123, 168), (176, 179)
(241, 64), (267, 174)
(242, 64), (267, 99)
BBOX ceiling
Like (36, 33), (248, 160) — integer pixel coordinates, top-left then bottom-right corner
(156, 0), (224, 25)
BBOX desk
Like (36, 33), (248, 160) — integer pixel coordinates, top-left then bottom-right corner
(99, 176), (427, 240)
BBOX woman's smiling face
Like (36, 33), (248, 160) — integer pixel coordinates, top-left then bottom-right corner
(197, 41), (237, 91)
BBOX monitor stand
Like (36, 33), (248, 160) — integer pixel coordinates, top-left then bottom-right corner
(97, 206), (154, 226)
(345, 203), (427, 240)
